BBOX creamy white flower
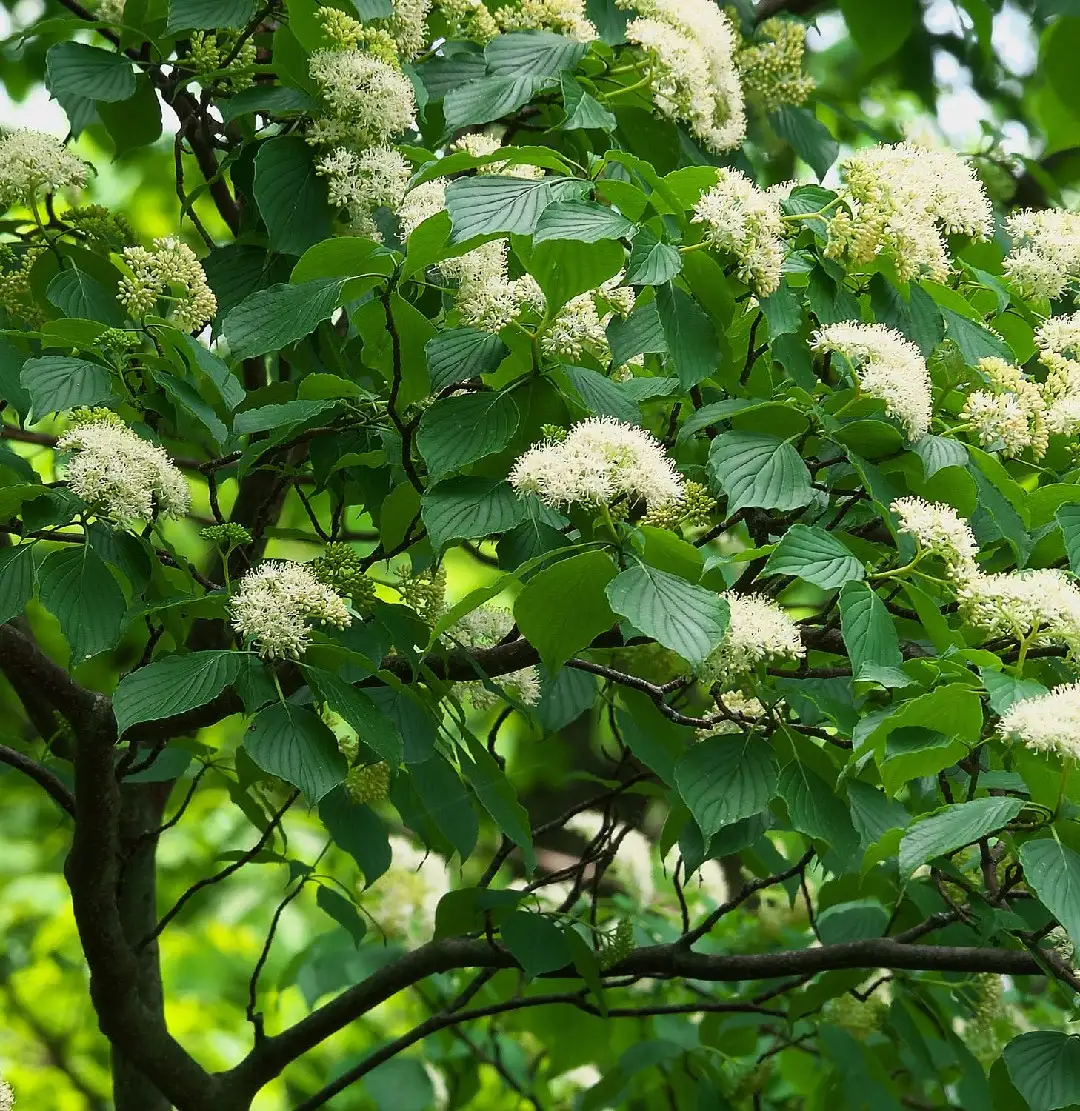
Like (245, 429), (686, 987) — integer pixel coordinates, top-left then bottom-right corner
(0, 130), (88, 210)
(1005, 208), (1080, 301)
(999, 683), (1080, 760)
(0, 1077), (14, 1111)
(387, 0), (432, 58)
(494, 0), (596, 41)
(509, 416), (684, 511)
(58, 416), (190, 526)
(450, 605), (541, 709)
(118, 237), (216, 331)
(956, 568), (1080, 655)
(961, 356), (1049, 459)
(398, 179), (447, 236)
(622, 0), (744, 153)
(367, 836), (451, 943)
(318, 145), (411, 238)
(566, 811), (654, 905)
(308, 49), (416, 147)
(230, 561), (352, 660)
(540, 276), (633, 361)
(700, 593), (804, 684)
(692, 168), (791, 295)
(826, 142), (992, 282)
(813, 322), (933, 440)
(891, 496), (978, 575)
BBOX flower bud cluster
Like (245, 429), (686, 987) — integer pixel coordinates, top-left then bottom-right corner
(450, 605), (541, 709)
(396, 565), (447, 624)
(310, 542), (377, 612)
(736, 17), (815, 114)
(494, 0), (596, 41)
(118, 237), (217, 332)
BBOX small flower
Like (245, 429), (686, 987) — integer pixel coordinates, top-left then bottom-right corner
(494, 0), (596, 40)
(117, 237), (216, 332)
(540, 275), (633, 361)
(396, 564), (446, 624)
(998, 683), (1080, 760)
(956, 568), (1080, 656)
(200, 522), (253, 547)
(317, 145), (411, 239)
(308, 49), (416, 148)
(961, 356), (1049, 459)
(0, 1077), (13, 1111)
(736, 16), (815, 114)
(58, 412), (190, 527)
(398, 179), (447, 237)
(1004, 207), (1080, 302)
(891, 497), (978, 576)
(0, 130), (88, 210)
(692, 168), (792, 295)
(383, 0), (434, 58)
(509, 416), (684, 512)
(449, 604), (541, 709)
(825, 142), (992, 282)
(813, 322), (933, 441)
(310, 542), (377, 612)
(699, 593), (804, 684)
(230, 561), (352, 659)
(435, 0), (499, 41)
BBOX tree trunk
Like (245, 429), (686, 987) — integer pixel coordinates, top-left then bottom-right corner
(111, 781), (173, 1111)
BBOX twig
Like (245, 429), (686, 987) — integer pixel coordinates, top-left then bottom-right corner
(0, 743), (75, 817)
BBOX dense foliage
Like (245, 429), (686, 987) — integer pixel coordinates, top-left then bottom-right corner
(9, 0), (1080, 1109)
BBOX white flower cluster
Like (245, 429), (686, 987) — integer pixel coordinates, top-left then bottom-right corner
(366, 835), (451, 943)
(451, 129), (544, 179)
(0, 129), (88, 210)
(621, 0), (745, 153)
(509, 417), (684, 512)
(117, 237), (217, 332)
(1004, 208), (1080, 302)
(541, 276), (635, 361)
(494, 0), (596, 41)
(0, 1077), (13, 1111)
(1035, 312), (1080, 437)
(385, 0), (433, 58)
(892, 496), (978, 576)
(956, 568), (1080, 657)
(450, 604), (541, 709)
(962, 356), (1049, 459)
(692, 168), (793, 295)
(317, 145), (411, 239)
(825, 142), (993, 282)
(58, 413), (190, 527)
(308, 49), (416, 148)
(699, 593), (805, 685)
(230, 560), (352, 660)
(812, 322), (933, 441)
(998, 683), (1080, 761)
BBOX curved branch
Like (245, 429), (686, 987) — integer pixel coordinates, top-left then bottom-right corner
(0, 743), (75, 818)
(0, 622), (100, 729)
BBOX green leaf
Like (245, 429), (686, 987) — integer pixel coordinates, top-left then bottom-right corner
(243, 702), (346, 803)
(422, 478), (525, 551)
(533, 201), (633, 243)
(839, 0), (916, 65)
(515, 550), (617, 671)
(674, 734), (778, 841)
(1056, 503), (1080, 574)
(315, 885), (367, 945)
(526, 237), (624, 313)
(167, 0), (254, 29)
(1004, 1031), (1080, 1111)
(1019, 839), (1080, 952)
(941, 307), (1014, 364)
(46, 267), (122, 325)
(624, 227), (682, 286)
(898, 796), (1023, 878)
(425, 328), (509, 392)
(233, 400), (338, 436)
(839, 581), (902, 674)
(770, 106), (838, 180)
(501, 911), (573, 979)
(46, 42), (136, 103)
(417, 391), (519, 480)
(98, 74), (163, 158)
(221, 279), (346, 361)
(561, 364), (639, 424)
(303, 667), (403, 765)
(290, 236), (395, 285)
(708, 431), (814, 514)
(444, 75), (556, 129)
(253, 137), (331, 257)
(113, 652), (239, 736)
(445, 175), (566, 243)
(765, 524), (864, 590)
(460, 732), (535, 872)
(38, 546), (126, 662)
(220, 84), (318, 124)
(608, 301), (666, 366)
(655, 283), (719, 389)
(21, 356), (114, 416)
(778, 763), (858, 852)
(485, 31), (589, 75)
(913, 434), (968, 478)
(0, 545), (35, 624)
(605, 564), (728, 666)
(319, 787), (391, 886)
(1044, 16), (1080, 116)
(559, 73), (616, 130)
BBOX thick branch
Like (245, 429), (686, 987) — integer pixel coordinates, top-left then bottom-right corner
(0, 622), (100, 729)
(0, 743), (76, 817)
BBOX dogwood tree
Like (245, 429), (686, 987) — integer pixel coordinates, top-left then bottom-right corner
(2, 0), (1080, 1108)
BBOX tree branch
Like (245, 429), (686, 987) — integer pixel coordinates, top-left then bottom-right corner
(0, 622), (100, 729)
(0, 743), (75, 817)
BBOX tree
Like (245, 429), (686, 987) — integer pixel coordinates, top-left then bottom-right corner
(4, 0), (1080, 1107)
